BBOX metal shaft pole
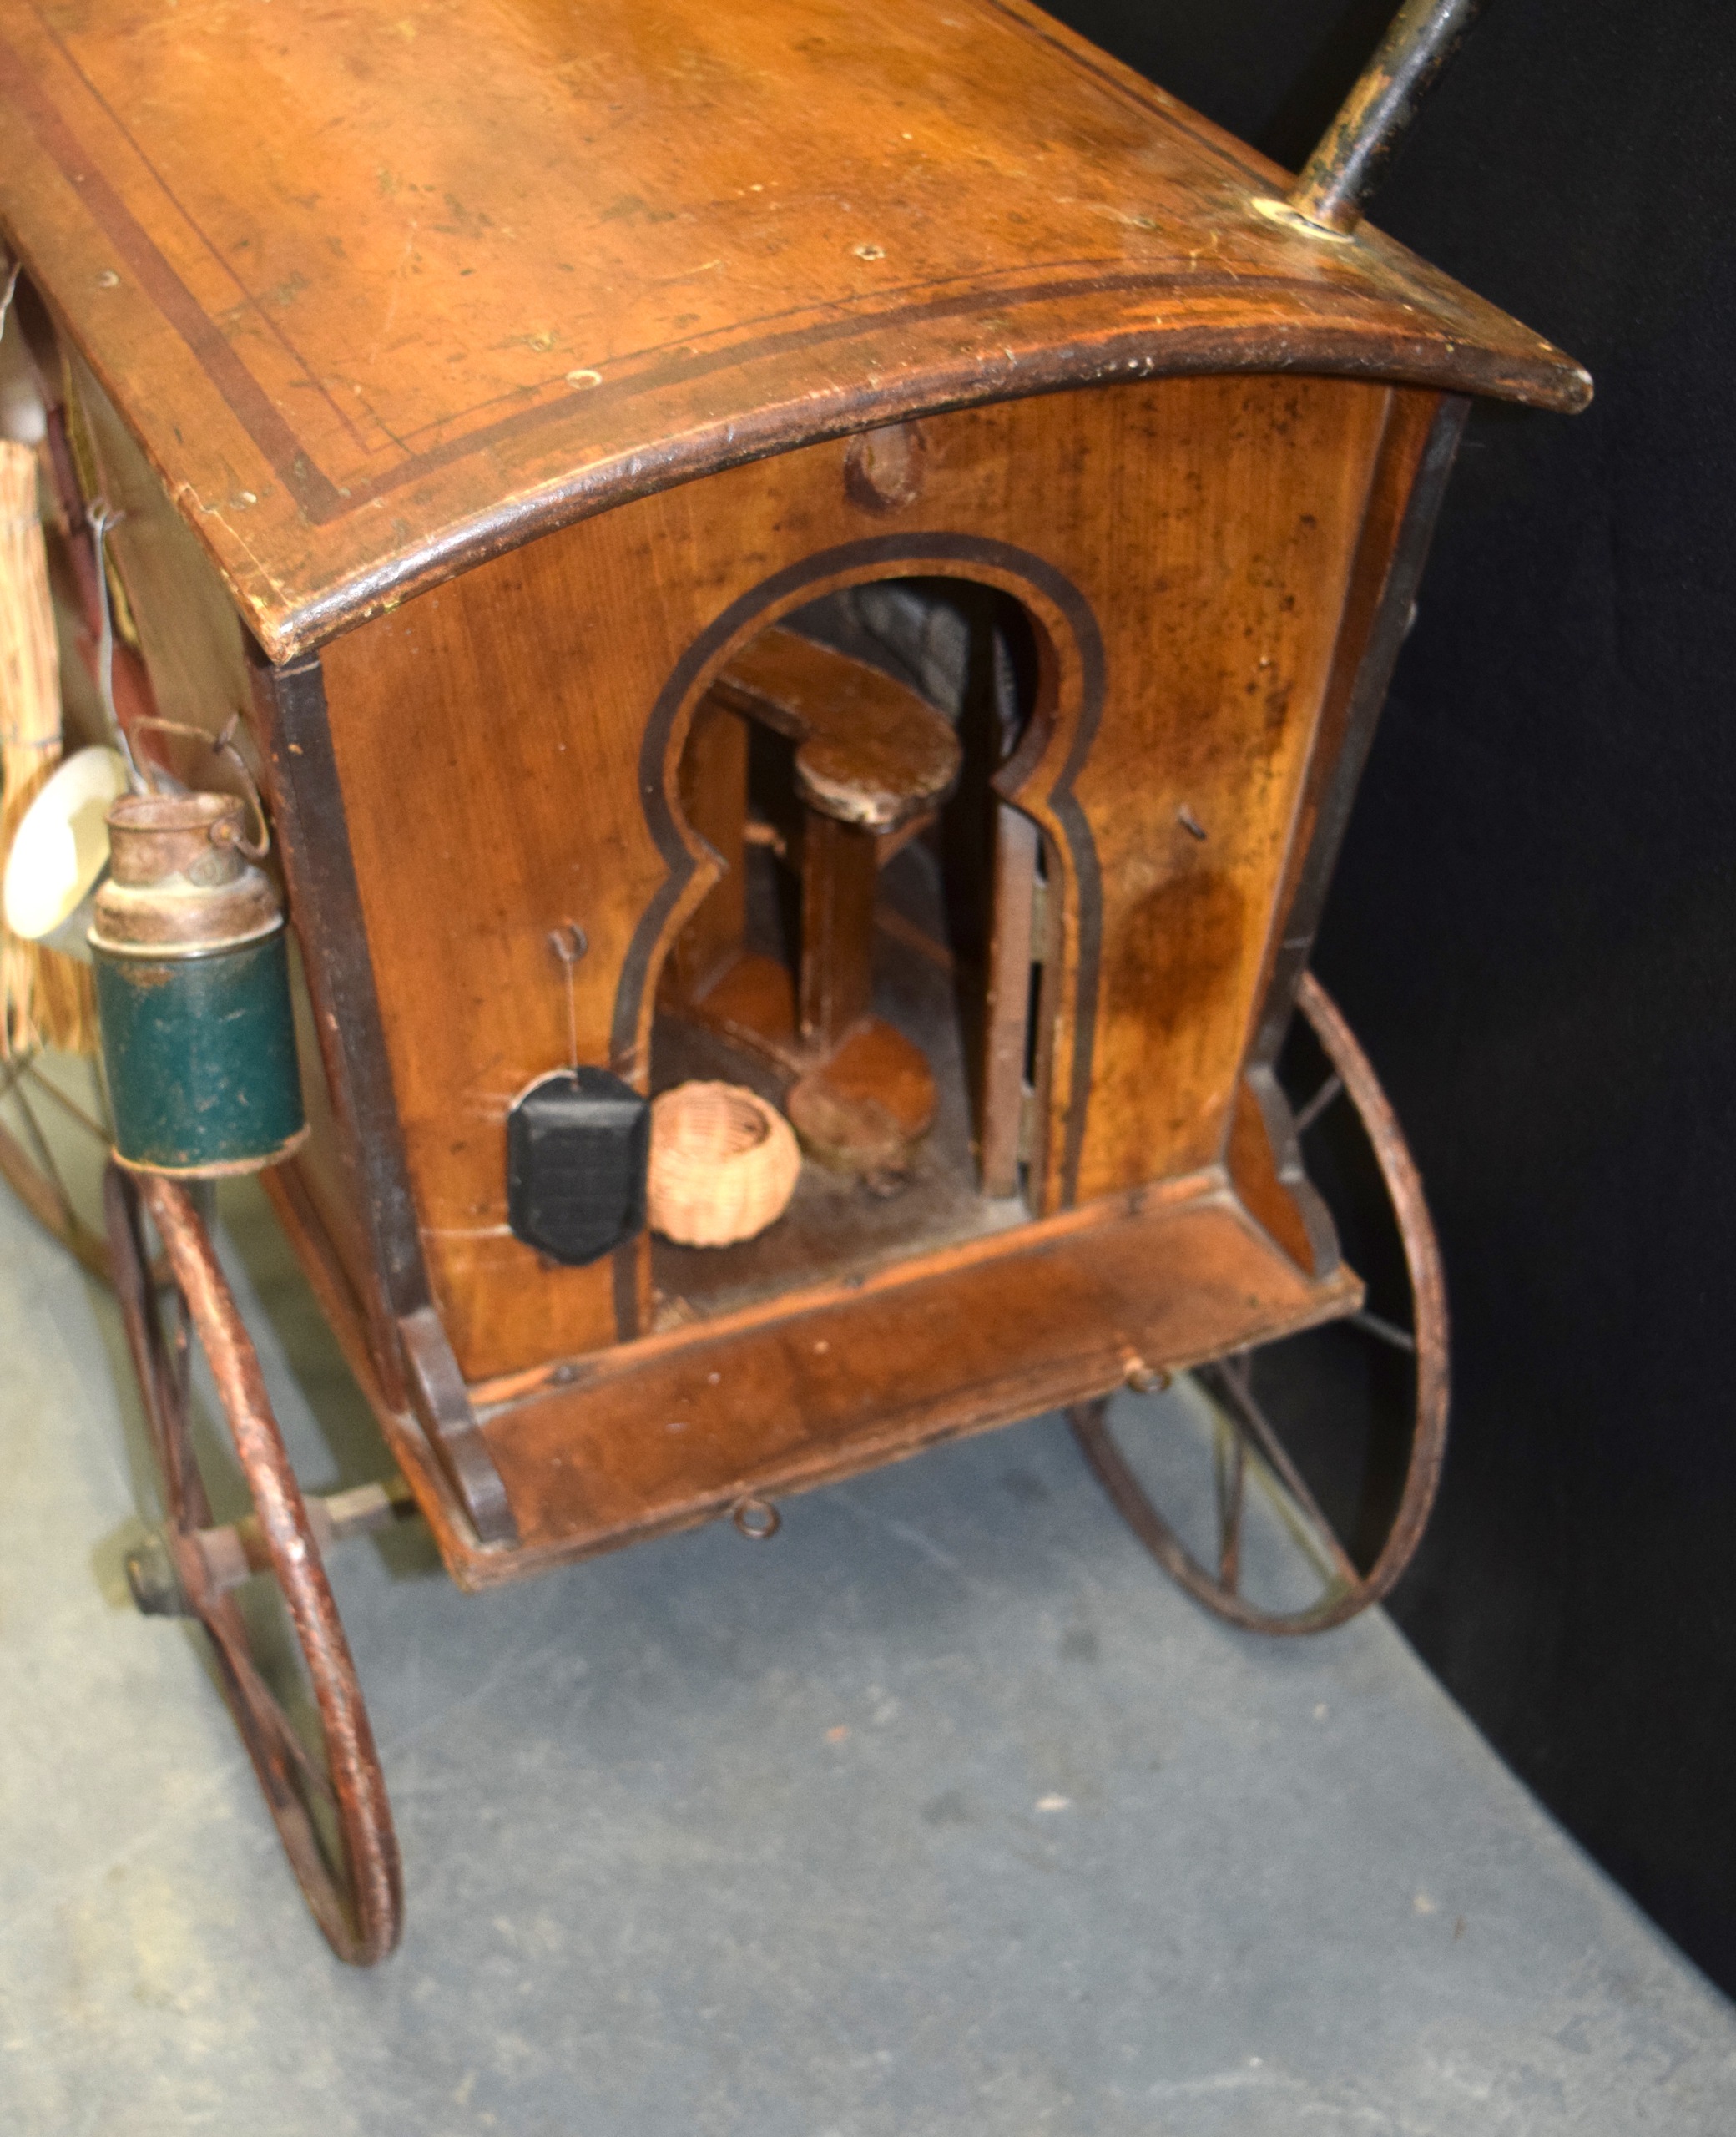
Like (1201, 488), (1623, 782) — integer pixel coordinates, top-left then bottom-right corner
(1289, 0), (1491, 235)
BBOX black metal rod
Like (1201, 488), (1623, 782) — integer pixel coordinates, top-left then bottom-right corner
(1289, 0), (1491, 234)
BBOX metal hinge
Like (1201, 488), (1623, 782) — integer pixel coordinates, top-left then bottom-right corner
(1017, 1086), (1041, 1164)
(1029, 874), (1051, 962)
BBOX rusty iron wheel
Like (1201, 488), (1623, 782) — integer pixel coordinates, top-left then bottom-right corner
(104, 1160), (403, 1963)
(1069, 970), (1450, 1636)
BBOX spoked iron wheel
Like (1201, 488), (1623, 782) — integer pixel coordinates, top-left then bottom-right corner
(1069, 971), (1449, 1635)
(105, 1161), (403, 1963)
(0, 1047), (114, 1281)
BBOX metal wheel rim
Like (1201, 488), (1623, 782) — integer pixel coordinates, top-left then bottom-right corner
(1070, 970), (1450, 1635)
(105, 1161), (404, 1963)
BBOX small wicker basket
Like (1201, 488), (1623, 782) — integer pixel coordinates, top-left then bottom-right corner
(648, 1081), (801, 1247)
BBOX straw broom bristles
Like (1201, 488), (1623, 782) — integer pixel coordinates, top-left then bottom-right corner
(0, 439), (98, 1058)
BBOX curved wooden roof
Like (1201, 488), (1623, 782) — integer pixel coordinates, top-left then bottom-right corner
(0, 0), (1588, 658)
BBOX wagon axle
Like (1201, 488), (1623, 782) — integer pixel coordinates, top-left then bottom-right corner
(124, 1477), (420, 1620)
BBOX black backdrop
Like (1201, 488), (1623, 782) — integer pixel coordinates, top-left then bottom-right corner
(1042, 0), (1736, 1994)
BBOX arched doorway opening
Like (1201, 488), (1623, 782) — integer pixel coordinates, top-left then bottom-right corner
(648, 573), (1053, 1318)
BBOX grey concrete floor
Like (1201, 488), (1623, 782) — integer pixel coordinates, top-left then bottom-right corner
(3, 1172), (1734, 2135)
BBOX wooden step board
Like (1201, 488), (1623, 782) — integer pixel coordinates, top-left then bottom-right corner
(466, 1176), (1359, 1582)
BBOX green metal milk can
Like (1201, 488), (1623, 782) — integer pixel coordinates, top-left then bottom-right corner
(92, 784), (306, 1176)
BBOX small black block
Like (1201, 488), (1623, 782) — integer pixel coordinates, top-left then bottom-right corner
(507, 1068), (649, 1266)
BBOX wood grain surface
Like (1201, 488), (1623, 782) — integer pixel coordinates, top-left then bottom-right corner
(714, 627), (961, 833)
(313, 375), (1409, 1382)
(0, 0), (1587, 658)
(484, 1176), (1358, 1584)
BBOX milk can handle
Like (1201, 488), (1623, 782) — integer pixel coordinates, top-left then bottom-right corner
(133, 715), (271, 861)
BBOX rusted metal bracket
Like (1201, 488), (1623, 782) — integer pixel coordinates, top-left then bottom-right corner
(398, 1306), (521, 1548)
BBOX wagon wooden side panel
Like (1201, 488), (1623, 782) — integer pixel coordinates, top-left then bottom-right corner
(314, 374), (1414, 1390)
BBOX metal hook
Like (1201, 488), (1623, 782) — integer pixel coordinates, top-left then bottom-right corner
(731, 1496), (781, 1541)
(131, 714), (271, 860)
(86, 500), (144, 792)
(546, 922), (588, 1071)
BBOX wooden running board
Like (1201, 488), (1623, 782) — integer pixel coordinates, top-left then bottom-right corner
(465, 1174), (1358, 1584)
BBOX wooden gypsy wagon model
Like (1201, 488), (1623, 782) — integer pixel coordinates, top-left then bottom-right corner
(0, 0), (1587, 1961)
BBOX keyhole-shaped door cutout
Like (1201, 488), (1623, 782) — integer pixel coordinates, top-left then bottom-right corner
(652, 576), (1052, 1309)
